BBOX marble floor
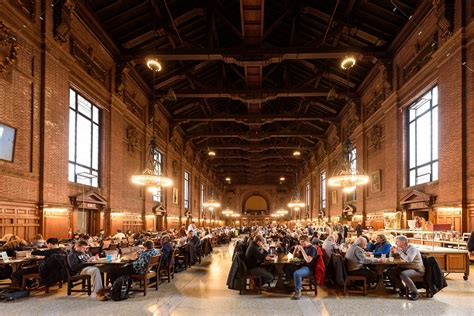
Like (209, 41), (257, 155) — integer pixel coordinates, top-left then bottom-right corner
(2, 243), (474, 316)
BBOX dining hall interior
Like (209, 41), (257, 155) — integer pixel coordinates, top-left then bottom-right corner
(0, 0), (474, 315)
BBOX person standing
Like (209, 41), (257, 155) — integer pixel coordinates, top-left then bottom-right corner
(355, 222), (363, 237)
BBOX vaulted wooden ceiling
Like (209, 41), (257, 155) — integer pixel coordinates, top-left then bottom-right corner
(85, 0), (420, 185)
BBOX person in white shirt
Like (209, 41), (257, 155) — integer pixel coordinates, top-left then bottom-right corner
(187, 221), (197, 235)
(112, 229), (126, 240)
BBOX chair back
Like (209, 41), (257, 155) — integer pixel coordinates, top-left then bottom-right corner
(147, 255), (162, 272)
(64, 255), (74, 279)
(108, 244), (118, 250)
(89, 246), (101, 256)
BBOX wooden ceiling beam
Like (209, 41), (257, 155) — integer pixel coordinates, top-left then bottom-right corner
(157, 88), (355, 102)
(175, 113), (335, 123)
(127, 46), (383, 63)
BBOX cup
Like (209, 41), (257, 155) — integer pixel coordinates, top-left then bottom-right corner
(106, 254), (112, 262)
(381, 254), (387, 259)
(389, 256), (394, 262)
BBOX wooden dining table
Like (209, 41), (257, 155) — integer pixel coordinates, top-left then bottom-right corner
(365, 258), (406, 292)
(263, 254), (302, 292)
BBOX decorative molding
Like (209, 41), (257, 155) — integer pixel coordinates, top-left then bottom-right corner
(366, 88), (385, 119)
(115, 63), (129, 96)
(53, 0), (74, 43)
(432, 0), (454, 40)
(123, 90), (144, 120)
(125, 125), (140, 153)
(369, 124), (383, 151)
(70, 36), (108, 86)
(402, 32), (438, 84)
(10, 0), (35, 20)
(0, 21), (19, 74)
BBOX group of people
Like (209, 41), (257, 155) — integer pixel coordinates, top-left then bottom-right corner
(0, 223), (235, 300)
(239, 223), (435, 301)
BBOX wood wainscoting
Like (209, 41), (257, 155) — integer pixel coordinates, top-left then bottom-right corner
(0, 203), (39, 240)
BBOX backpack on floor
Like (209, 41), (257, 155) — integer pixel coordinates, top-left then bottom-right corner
(0, 289), (30, 301)
(110, 276), (131, 301)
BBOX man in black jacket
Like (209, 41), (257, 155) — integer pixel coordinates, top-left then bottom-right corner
(11, 238), (63, 287)
(245, 235), (273, 286)
(68, 240), (104, 299)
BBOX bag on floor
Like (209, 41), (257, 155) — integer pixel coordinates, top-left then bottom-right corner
(0, 289), (30, 301)
(110, 276), (130, 301)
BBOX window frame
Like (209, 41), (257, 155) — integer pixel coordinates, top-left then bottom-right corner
(305, 182), (311, 214)
(346, 147), (357, 202)
(68, 88), (100, 187)
(407, 86), (439, 187)
(184, 171), (190, 209)
(320, 171), (326, 210)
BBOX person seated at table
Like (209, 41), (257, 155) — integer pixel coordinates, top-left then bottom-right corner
(68, 240), (105, 300)
(30, 234), (47, 248)
(244, 235), (273, 287)
(283, 235), (317, 300)
(345, 237), (380, 286)
(386, 235), (425, 301)
(368, 234), (391, 257)
(187, 230), (201, 264)
(112, 229), (126, 240)
(11, 238), (63, 287)
(311, 232), (322, 246)
(3, 235), (28, 257)
(159, 235), (174, 269)
(108, 240), (158, 285)
(322, 235), (337, 266)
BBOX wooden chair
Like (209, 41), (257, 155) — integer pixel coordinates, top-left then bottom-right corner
(130, 255), (162, 296)
(159, 249), (175, 283)
(301, 275), (318, 296)
(175, 245), (191, 270)
(21, 271), (63, 294)
(343, 275), (367, 296)
(64, 256), (92, 296)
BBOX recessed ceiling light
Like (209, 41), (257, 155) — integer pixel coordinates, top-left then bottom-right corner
(293, 150), (301, 157)
(208, 150), (216, 156)
(279, 177), (285, 181)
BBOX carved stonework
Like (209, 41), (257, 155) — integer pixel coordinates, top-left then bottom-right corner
(53, 0), (74, 43)
(433, 0), (453, 40)
(172, 160), (178, 178)
(366, 89), (385, 119)
(115, 63), (129, 96)
(402, 32), (438, 83)
(0, 22), (19, 74)
(123, 91), (144, 119)
(126, 125), (140, 153)
(369, 124), (383, 151)
(70, 37), (108, 85)
(11, 0), (35, 20)
(378, 61), (393, 98)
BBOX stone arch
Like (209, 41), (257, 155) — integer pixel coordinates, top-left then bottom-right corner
(240, 191), (272, 214)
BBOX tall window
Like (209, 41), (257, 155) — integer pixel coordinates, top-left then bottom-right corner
(320, 171), (326, 209)
(184, 171), (190, 209)
(409, 86), (438, 186)
(68, 89), (100, 187)
(346, 148), (357, 201)
(305, 183), (311, 213)
(152, 150), (163, 202)
(200, 183), (204, 214)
